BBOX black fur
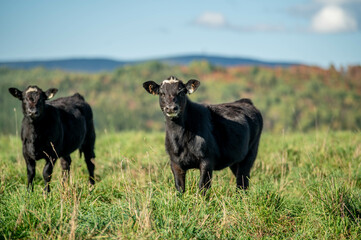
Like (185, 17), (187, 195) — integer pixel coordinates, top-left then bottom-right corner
(143, 76), (263, 194)
(9, 86), (96, 192)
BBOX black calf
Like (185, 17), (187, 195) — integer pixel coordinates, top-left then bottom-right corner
(9, 86), (96, 192)
(143, 76), (263, 194)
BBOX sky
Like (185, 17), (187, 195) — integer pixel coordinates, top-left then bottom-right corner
(1, 0), (361, 67)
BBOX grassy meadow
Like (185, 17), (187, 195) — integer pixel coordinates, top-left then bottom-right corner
(1, 62), (360, 238)
(0, 130), (360, 239)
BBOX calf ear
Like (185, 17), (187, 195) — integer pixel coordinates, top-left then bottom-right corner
(9, 88), (23, 100)
(143, 81), (160, 95)
(45, 88), (58, 99)
(185, 79), (200, 94)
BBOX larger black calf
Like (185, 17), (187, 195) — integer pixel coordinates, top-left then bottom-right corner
(143, 76), (263, 194)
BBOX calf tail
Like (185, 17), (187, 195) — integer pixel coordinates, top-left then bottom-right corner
(236, 98), (253, 105)
(73, 93), (85, 101)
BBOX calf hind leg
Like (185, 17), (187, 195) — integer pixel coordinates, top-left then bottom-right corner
(236, 143), (260, 190)
(82, 120), (96, 185)
(199, 162), (213, 195)
(43, 158), (56, 192)
(85, 155), (95, 185)
(60, 156), (72, 185)
(236, 162), (251, 190)
(81, 145), (95, 185)
(230, 162), (250, 190)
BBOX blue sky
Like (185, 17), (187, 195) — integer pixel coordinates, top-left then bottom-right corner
(1, 0), (361, 67)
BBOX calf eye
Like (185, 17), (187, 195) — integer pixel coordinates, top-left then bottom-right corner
(178, 89), (186, 96)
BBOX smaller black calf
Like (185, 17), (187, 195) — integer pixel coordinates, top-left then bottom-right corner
(9, 86), (96, 192)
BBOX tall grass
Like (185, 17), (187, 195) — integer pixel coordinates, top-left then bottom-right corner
(0, 131), (360, 239)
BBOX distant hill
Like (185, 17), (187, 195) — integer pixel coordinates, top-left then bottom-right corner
(0, 55), (300, 72)
(160, 55), (299, 68)
(0, 58), (127, 72)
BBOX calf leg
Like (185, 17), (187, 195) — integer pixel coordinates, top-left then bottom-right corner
(43, 158), (56, 192)
(85, 156), (95, 185)
(25, 157), (36, 191)
(82, 146), (95, 185)
(60, 156), (71, 185)
(199, 162), (213, 195)
(236, 162), (251, 190)
(236, 143), (259, 190)
(170, 161), (186, 193)
(230, 163), (249, 190)
(82, 122), (96, 185)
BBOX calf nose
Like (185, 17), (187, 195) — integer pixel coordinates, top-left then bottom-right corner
(28, 108), (38, 115)
(172, 106), (179, 112)
(165, 105), (179, 113)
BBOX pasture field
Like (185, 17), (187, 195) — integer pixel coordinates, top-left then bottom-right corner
(0, 130), (360, 239)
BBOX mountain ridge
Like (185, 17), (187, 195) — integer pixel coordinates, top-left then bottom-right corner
(0, 54), (301, 72)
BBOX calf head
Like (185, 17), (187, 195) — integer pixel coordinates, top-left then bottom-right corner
(9, 86), (58, 120)
(143, 76), (200, 119)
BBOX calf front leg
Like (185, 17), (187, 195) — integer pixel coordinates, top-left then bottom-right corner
(199, 162), (213, 195)
(170, 161), (186, 193)
(25, 157), (36, 192)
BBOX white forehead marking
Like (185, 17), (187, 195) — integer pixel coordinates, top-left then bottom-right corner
(162, 77), (179, 85)
(162, 79), (179, 84)
(25, 87), (38, 93)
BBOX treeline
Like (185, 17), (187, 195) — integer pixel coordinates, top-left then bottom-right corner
(1, 61), (360, 134)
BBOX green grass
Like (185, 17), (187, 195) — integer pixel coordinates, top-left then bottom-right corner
(0, 131), (360, 239)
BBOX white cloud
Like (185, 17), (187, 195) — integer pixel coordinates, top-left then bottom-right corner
(194, 3), (359, 34)
(194, 12), (285, 33)
(311, 5), (357, 33)
(194, 12), (227, 28)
